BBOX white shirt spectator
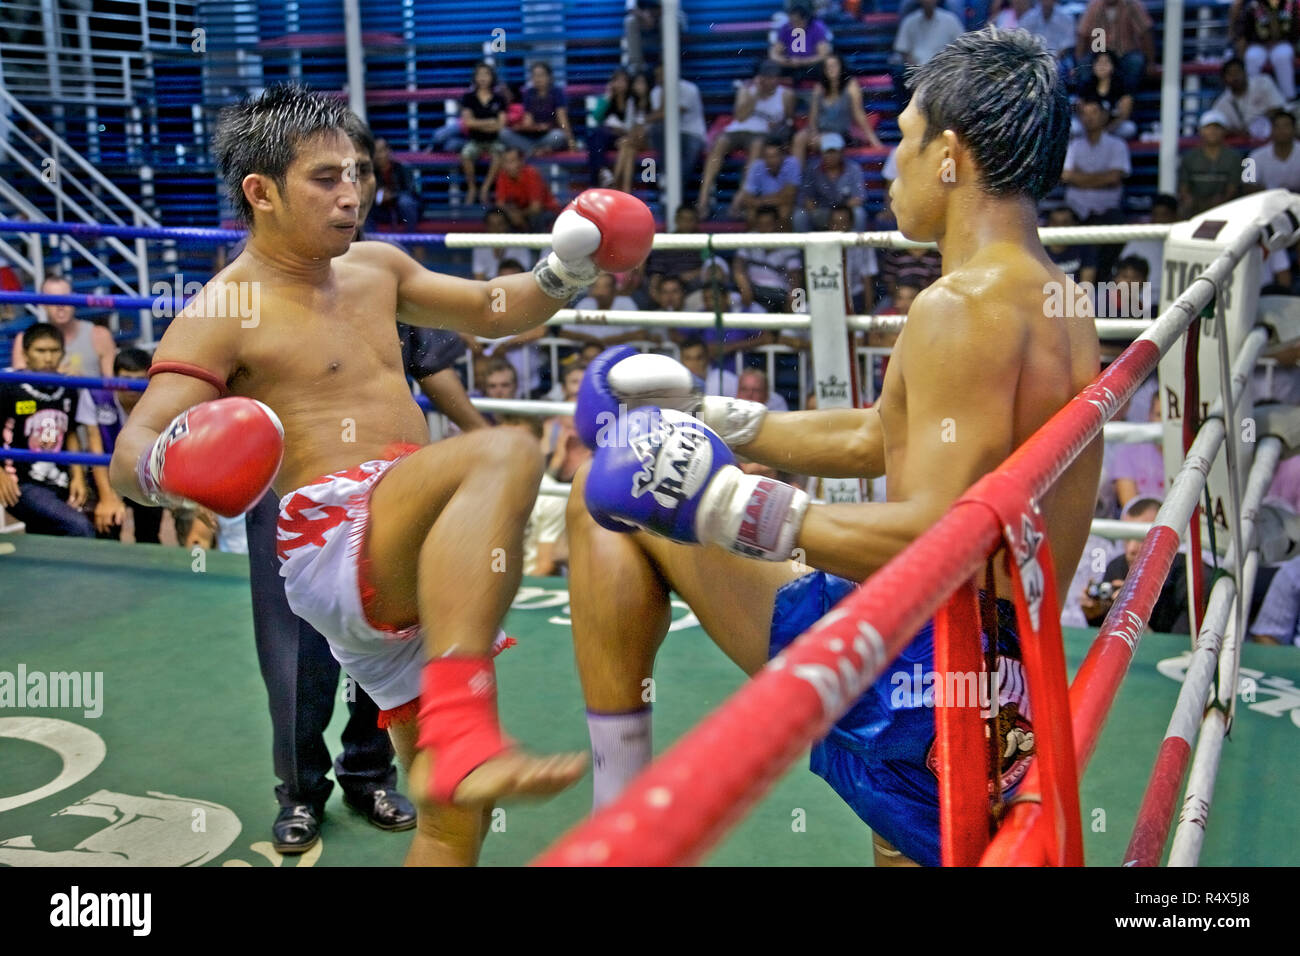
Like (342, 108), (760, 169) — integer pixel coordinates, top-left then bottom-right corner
(737, 247), (803, 293)
(568, 294), (640, 341)
(651, 80), (707, 140)
(472, 245), (535, 280)
(1249, 139), (1300, 192)
(845, 246), (880, 301)
(1063, 132), (1130, 219)
(1212, 75), (1285, 140)
(1018, 4), (1077, 56)
(893, 7), (965, 66)
(703, 366), (740, 398)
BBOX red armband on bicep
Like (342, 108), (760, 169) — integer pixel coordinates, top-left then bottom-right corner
(148, 361), (230, 398)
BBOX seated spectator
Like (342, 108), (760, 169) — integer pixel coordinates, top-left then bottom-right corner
(1252, 551), (1300, 645)
(880, 244), (942, 302)
(1062, 98), (1131, 280)
(588, 67), (636, 189)
(769, 1), (833, 82)
(0, 322), (95, 536)
(483, 358), (519, 400)
(1076, 51), (1137, 140)
(610, 71), (653, 194)
(1110, 388), (1164, 509)
(494, 147), (560, 231)
(1234, 0), (1300, 102)
(731, 135), (801, 226)
(471, 209), (535, 280)
(680, 335), (739, 397)
(646, 205), (708, 298)
(1213, 56), (1285, 141)
(1018, 0), (1077, 80)
(794, 133), (866, 232)
(989, 0), (1034, 29)
(459, 61), (509, 206)
(1075, 0), (1154, 94)
(737, 367), (790, 412)
(83, 347), (160, 542)
(174, 507), (218, 550)
(683, 261), (747, 312)
(1178, 111), (1244, 219)
(828, 205), (877, 314)
(794, 54), (881, 167)
(1099, 254), (1152, 318)
(1119, 193), (1177, 307)
(1079, 496), (1204, 633)
(894, 0), (965, 69)
(650, 273), (688, 314)
(734, 205), (805, 312)
(648, 64), (707, 197)
(498, 61), (578, 156)
(696, 61), (795, 217)
(541, 362), (592, 485)
(370, 139), (420, 227)
(1044, 205), (1099, 286)
(0, 257), (20, 321)
(1248, 108), (1300, 193)
(569, 273), (648, 347)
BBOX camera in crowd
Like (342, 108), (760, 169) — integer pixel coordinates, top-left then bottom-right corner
(1087, 580), (1117, 602)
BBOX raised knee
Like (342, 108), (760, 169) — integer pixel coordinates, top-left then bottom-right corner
(480, 427), (545, 485)
(566, 461), (593, 530)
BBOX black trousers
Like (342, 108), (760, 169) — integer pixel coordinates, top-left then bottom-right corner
(245, 492), (397, 812)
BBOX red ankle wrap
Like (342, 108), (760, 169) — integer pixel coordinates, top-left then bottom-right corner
(417, 656), (512, 803)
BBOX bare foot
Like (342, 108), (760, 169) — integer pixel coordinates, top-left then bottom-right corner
(410, 749), (587, 806)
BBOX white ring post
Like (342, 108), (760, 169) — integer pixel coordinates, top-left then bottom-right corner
(804, 237), (860, 503)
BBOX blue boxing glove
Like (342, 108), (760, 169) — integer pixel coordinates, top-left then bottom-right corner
(584, 407), (810, 560)
(575, 346), (770, 451)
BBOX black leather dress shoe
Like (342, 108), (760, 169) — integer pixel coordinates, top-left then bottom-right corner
(272, 804), (322, 854)
(343, 788), (417, 831)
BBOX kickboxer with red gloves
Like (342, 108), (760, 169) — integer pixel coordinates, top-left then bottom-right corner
(110, 84), (655, 868)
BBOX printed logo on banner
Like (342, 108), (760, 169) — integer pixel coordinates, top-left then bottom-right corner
(817, 375), (850, 403)
(809, 264), (840, 293)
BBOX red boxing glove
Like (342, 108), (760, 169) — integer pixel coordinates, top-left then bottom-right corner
(136, 396), (284, 518)
(532, 189), (656, 299)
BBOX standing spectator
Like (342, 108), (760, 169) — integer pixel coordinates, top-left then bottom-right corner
(499, 62), (578, 157)
(770, 1), (833, 82)
(793, 53), (881, 164)
(1252, 551), (1300, 645)
(370, 139), (420, 227)
(458, 62), (508, 206)
(894, 0), (966, 68)
(730, 136), (801, 226)
(11, 273), (116, 377)
(734, 205), (804, 312)
(82, 347), (158, 541)
(494, 146), (560, 231)
(1178, 111), (1244, 219)
(1019, 0), (1078, 80)
(1213, 56), (1286, 140)
(1119, 193), (1177, 307)
(879, 244), (943, 301)
(569, 273), (646, 348)
(1110, 388), (1163, 508)
(829, 206), (877, 314)
(1248, 108), (1300, 192)
(1075, 0), (1155, 94)
(623, 0), (686, 75)
(795, 133), (867, 232)
(1076, 50), (1137, 139)
(1061, 98), (1131, 281)
(648, 64), (707, 198)
(0, 322), (94, 536)
(646, 205), (709, 298)
(737, 367), (790, 412)
(1044, 205), (1099, 286)
(696, 61), (795, 218)
(471, 208), (534, 280)
(1234, 0), (1300, 102)
(680, 336), (740, 397)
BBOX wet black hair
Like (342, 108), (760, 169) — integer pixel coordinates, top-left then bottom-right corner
(906, 27), (1069, 202)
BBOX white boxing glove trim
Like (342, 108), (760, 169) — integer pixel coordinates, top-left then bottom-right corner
(696, 396), (768, 448)
(605, 353), (703, 414)
(551, 208), (603, 262)
(695, 465), (810, 561)
(533, 250), (599, 300)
